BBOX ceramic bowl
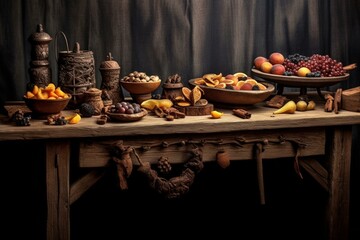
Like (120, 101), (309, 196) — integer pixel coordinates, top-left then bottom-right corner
(188, 79), (275, 106)
(119, 80), (161, 103)
(23, 94), (71, 118)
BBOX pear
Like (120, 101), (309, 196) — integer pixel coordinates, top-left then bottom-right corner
(273, 100), (296, 114)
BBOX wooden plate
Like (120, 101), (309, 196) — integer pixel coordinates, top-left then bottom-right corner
(251, 68), (350, 88)
(106, 108), (148, 122)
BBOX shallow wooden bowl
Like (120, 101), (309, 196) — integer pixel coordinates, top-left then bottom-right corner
(188, 79), (275, 106)
(119, 80), (161, 95)
(106, 108), (148, 122)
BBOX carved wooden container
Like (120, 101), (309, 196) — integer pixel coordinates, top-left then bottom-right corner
(56, 32), (96, 108)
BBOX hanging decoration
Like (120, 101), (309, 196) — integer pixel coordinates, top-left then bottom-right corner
(108, 135), (306, 201)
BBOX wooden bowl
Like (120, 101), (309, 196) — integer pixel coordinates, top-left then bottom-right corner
(120, 80), (161, 95)
(188, 79), (275, 106)
(106, 108), (148, 122)
(23, 94), (71, 118)
(119, 80), (161, 103)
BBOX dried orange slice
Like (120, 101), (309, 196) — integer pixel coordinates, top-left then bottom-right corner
(195, 99), (208, 106)
(220, 79), (234, 85)
(213, 73), (223, 80)
(174, 96), (185, 101)
(194, 78), (206, 85)
(205, 82), (216, 87)
(203, 73), (217, 80)
(190, 86), (203, 105)
(244, 78), (258, 86)
(257, 82), (267, 90)
(177, 101), (191, 107)
(215, 82), (226, 88)
(236, 80), (245, 88)
(182, 87), (192, 102)
(233, 72), (248, 79)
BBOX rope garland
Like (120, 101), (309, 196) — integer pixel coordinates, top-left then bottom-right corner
(109, 136), (306, 200)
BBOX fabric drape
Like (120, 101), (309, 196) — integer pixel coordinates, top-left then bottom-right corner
(0, 0), (359, 101)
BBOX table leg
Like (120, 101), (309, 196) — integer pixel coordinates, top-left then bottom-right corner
(326, 126), (352, 240)
(46, 141), (71, 240)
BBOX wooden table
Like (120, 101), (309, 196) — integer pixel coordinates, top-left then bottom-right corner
(1, 104), (359, 240)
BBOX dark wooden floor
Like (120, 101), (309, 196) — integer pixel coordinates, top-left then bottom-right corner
(3, 137), (359, 240)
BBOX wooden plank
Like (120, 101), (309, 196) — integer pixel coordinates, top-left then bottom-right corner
(1, 106), (360, 141)
(79, 128), (326, 167)
(325, 126), (352, 240)
(46, 141), (71, 240)
(299, 158), (329, 191)
(70, 168), (106, 204)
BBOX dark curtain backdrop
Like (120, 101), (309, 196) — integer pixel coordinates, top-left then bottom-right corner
(1, 0), (360, 239)
(1, 0), (359, 102)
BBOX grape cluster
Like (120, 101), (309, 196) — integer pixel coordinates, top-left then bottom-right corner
(54, 116), (67, 125)
(13, 110), (31, 126)
(283, 54), (345, 77)
(157, 156), (172, 173)
(287, 53), (309, 64)
(108, 101), (142, 114)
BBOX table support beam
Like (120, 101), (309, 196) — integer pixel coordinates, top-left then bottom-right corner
(326, 126), (352, 240)
(46, 141), (71, 240)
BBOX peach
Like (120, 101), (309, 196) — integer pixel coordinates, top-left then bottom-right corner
(260, 61), (273, 73)
(270, 64), (286, 75)
(269, 52), (285, 65)
(254, 56), (268, 70)
(240, 82), (253, 90)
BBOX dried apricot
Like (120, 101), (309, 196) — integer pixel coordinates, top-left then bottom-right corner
(26, 91), (35, 98)
(44, 83), (56, 92)
(55, 87), (66, 97)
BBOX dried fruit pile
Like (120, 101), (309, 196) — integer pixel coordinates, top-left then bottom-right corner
(175, 85), (206, 106)
(25, 83), (69, 99)
(193, 72), (267, 91)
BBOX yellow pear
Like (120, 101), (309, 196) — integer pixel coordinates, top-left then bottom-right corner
(273, 100), (296, 114)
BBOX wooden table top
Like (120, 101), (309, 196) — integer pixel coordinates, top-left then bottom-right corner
(1, 102), (359, 141)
